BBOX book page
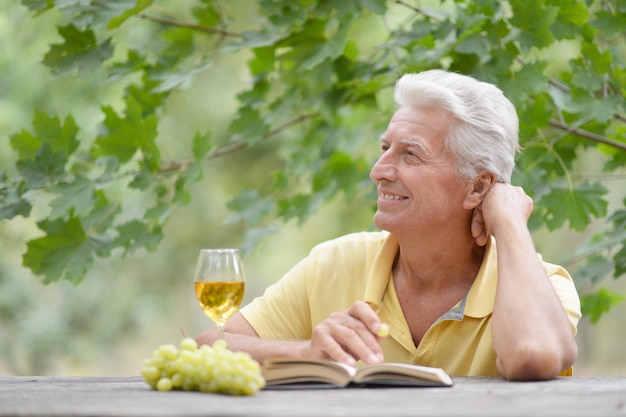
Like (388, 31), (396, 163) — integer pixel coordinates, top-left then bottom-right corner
(353, 363), (453, 386)
(262, 358), (357, 386)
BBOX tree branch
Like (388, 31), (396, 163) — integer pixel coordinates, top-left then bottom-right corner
(545, 76), (626, 124)
(136, 13), (242, 38)
(393, 0), (442, 20)
(549, 119), (626, 152)
(159, 113), (319, 173)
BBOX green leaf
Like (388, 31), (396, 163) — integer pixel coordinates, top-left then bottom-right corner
(581, 288), (624, 324)
(16, 144), (67, 188)
(278, 193), (325, 225)
(558, 93), (621, 124)
(107, 0), (154, 29)
(228, 107), (269, 145)
(22, 0), (54, 13)
(226, 189), (275, 226)
(593, 9), (626, 39)
(455, 32), (490, 57)
(48, 176), (97, 219)
(580, 41), (613, 74)
(43, 25), (113, 74)
(114, 220), (163, 255)
(9, 130), (40, 162)
(192, 132), (213, 162)
(499, 61), (549, 103)
(609, 207), (626, 230)
(152, 61), (213, 93)
(610, 206), (626, 277)
(509, 0), (558, 51)
(81, 190), (119, 232)
(10, 112), (79, 160)
(614, 244), (626, 278)
(94, 95), (160, 169)
(192, 2), (221, 27)
(518, 92), (552, 139)
(249, 47), (276, 75)
(35, 113), (80, 155)
(355, 0), (387, 15)
(0, 174), (32, 220)
(240, 225), (279, 257)
(454, 13), (489, 56)
(573, 254), (614, 288)
(312, 151), (368, 199)
(550, 0), (590, 40)
(171, 176), (191, 206)
(52, 0), (151, 31)
(299, 19), (352, 71)
(128, 170), (155, 191)
(23, 216), (112, 284)
(230, 28), (286, 50)
(540, 181), (608, 231)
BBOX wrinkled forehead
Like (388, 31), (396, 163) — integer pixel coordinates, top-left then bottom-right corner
(380, 106), (452, 149)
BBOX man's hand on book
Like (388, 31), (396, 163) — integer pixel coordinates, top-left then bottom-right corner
(306, 301), (389, 366)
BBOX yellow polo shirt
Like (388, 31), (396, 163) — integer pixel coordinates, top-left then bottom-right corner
(240, 231), (581, 376)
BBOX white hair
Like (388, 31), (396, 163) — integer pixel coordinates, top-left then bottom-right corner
(394, 70), (519, 182)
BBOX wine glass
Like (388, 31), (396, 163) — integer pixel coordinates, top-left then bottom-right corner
(193, 248), (246, 341)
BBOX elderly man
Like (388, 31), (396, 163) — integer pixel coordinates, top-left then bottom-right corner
(196, 70), (581, 381)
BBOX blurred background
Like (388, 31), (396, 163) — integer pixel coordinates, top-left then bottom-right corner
(1, 0), (624, 377)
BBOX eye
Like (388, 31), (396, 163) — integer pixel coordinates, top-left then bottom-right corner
(404, 149), (423, 164)
(405, 148), (419, 158)
(381, 144), (390, 152)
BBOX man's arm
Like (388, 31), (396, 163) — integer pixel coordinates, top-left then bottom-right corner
(477, 183), (578, 381)
(195, 302), (387, 366)
(195, 312), (309, 363)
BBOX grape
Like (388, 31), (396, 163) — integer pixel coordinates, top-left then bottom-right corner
(140, 338), (265, 396)
(157, 378), (173, 392)
(180, 338), (197, 351)
(376, 323), (390, 337)
(158, 344), (178, 360)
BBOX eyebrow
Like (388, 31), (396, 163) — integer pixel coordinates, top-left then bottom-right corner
(379, 134), (430, 156)
(400, 138), (427, 150)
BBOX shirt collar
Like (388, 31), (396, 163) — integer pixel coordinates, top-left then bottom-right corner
(363, 232), (497, 318)
(463, 236), (497, 318)
(363, 232), (397, 312)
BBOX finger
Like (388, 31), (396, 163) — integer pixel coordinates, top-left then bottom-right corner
(333, 324), (383, 364)
(471, 208), (489, 246)
(310, 310), (384, 365)
(350, 301), (387, 338)
(312, 324), (381, 365)
(312, 304), (386, 364)
(345, 303), (386, 362)
(361, 302), (390, 338)
(375, 323), (390, 338)
(310, 320), (358, 365)
(323, 308), (384, 364)
(471, 208), (485, 239)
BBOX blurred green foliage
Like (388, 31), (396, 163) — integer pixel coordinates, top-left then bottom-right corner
(1, 0), (625, 374)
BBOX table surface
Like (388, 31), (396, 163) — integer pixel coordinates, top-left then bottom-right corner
(1, 375), (625, 417)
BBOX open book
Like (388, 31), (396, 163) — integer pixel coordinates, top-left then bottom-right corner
(261, 358), (453, 388)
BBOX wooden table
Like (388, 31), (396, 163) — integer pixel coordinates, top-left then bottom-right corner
(1, 376), (625, 416)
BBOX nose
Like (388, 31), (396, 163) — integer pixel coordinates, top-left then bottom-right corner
(369, 151), (397, 183)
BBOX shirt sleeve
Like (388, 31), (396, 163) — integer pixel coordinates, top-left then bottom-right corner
(545, 261), (582, 335)
(239, 232), (385, 341)
(240, 254), (315, 340)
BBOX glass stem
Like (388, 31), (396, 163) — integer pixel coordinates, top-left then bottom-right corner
(217, 323), (225, 341)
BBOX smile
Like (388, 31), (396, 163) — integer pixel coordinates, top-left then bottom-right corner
(379, 193), (407, 201)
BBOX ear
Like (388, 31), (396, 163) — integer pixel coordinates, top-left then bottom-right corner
(462, 171), (497, 210)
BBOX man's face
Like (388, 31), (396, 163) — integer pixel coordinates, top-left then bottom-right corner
(369, 106), (469, 236)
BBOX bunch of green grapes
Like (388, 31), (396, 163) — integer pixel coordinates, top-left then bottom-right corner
(141, 338), (265, 396)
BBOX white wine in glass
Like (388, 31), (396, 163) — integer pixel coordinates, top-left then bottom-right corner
(193, 248), (246, 341)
